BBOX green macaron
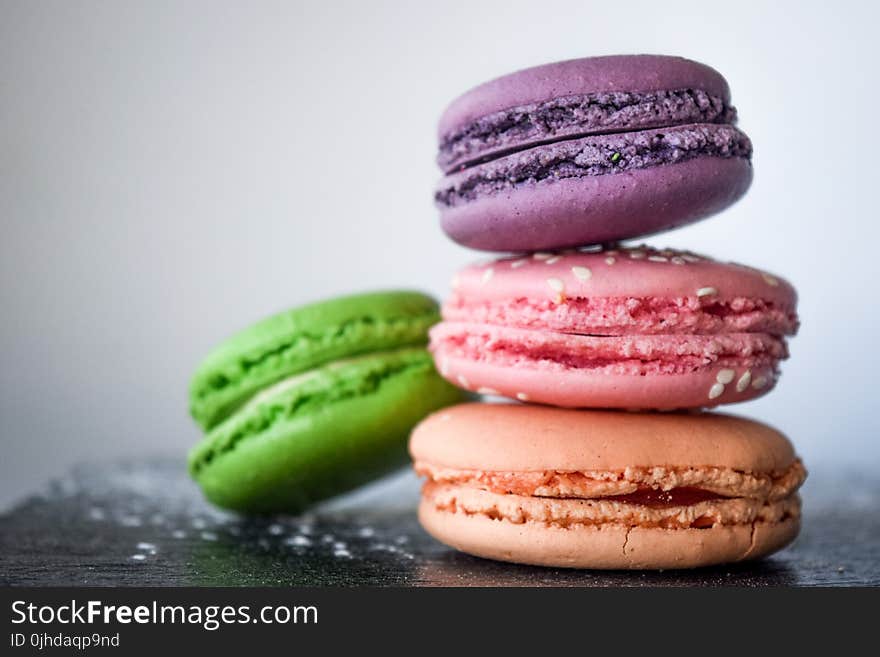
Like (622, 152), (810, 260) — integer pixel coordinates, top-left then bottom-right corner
(188, 290), (465, 514)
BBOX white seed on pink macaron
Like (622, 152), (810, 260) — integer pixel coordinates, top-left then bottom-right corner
(516, 392), (529, 401)
(716, 369), (735, 384)
(545, 255), (562, 265)
(510, 258), (528, 269)
(533, 252), (553, 261)
(752, 375), (768, 389)
(671, 256), (686, 265)
(629, 250), (645, 259)
(457, 375), (470, 389)
(762, 273), (779, 287)
(697, 287), (718, 297)
(736, 370), (752, 392)
(547, 277), (565, 303)
(605, 256), (616, 265)
(571, 266), (592, 281)
(477, 387), (500, 396)
(708, 382), (725, 399)
(439, 357), (450, 376)
(480, 268), (494, 285)
(682, 254), (701, 263)
(648, 255), (668, 263)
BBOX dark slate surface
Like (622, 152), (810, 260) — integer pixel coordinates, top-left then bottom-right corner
(0, 460), (877, 587)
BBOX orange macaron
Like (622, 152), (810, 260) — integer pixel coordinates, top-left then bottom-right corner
(410, 403), (806, 570)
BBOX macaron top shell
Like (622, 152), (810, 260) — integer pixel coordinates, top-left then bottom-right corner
(440, 55), (731, 135)
(410, 403), (797, 474)
(450, 245), (796, 312)
(438, 55), (735, 171)
(189, 290), (439, 431)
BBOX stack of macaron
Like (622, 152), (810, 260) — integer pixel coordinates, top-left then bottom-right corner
(412, 55), (806, 569)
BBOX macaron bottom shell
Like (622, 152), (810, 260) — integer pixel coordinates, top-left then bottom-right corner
(439, 156), (751, 252)
(189, 348), (466, 514)
(436, 352), (777, 409)
(419, 501), (800, 570)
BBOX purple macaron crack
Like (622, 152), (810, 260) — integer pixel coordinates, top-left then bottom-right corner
(435, 123), (752, 208)
(438, 88), (737, 172)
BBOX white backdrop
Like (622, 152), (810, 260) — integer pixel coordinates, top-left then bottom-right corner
(2, 0), (878, 508)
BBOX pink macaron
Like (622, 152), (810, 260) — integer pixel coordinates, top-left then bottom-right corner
(431, 245), (798, 410)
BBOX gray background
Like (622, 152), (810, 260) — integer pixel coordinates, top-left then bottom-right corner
(2, 0), (878, 510)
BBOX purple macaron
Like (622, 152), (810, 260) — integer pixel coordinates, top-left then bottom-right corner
(435, 55), (752, 252)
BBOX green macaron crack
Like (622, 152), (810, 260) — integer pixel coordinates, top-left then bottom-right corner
(188, 347), (437, 477)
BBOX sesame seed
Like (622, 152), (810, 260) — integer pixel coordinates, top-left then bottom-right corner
(533, 252), (553, 260)
(545, 255), (562, 265)
(457, 375), (470, 389)
(439, 357), (450, 376)
(752, 375), (768, 389)
(605, 256), (616, 265)
(547, 277), (565, 292)
(671, 256), (686, 265)
(516, 392), (529, 401)
(697, 287), (718, 297)
(510, 258), (528, 269)
(736, 370), (752, 392)
(708, 382), (725, 399)
(629, 251), (645, 259)
(605, 250), (619, 256)
(437, 413), (452, 422)
(477, 387), (500, 395)
(716, 369), (735, 384)
(762, 273), (779, 286)
(682, 254), (701, 263)
(480, 268), (494, 285)
(648, 255), (668, 263)
(571, 266), (592, 281)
